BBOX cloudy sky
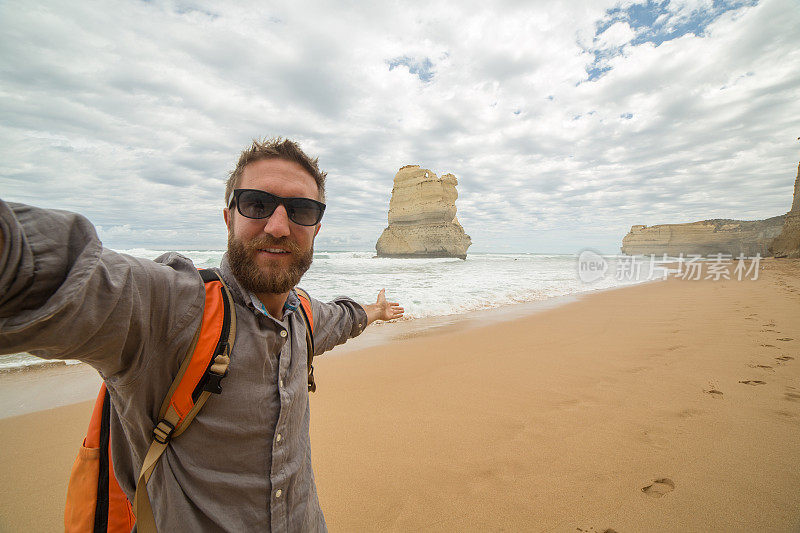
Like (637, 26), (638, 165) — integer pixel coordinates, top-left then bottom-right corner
(1, 0), (798, 254)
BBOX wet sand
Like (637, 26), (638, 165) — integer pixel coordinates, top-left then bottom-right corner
(2, 259), (799, 531)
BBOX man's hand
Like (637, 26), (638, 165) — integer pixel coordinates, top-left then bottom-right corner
(363, 289), (404, 326)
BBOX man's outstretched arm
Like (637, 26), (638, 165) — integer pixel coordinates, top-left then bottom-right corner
(307, 289), (404, 356)
(0, 200), (204, 382)
(362, 289), (404, 326)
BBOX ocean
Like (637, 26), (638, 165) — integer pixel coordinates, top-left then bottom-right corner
(0, 250), (670, 371)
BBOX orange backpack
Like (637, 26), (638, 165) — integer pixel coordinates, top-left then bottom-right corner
(64, 270), (316, 533)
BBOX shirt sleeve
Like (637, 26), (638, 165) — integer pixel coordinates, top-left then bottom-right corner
(306, 294), (368, 356)
(0, 200), (205, 383)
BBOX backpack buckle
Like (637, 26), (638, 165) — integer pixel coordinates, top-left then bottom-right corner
(153, 419), (175, 444)
(202, 369), (229, 394)
(307, 364), (316, 392)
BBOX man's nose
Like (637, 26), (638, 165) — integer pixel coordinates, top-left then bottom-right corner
(262, 204), (291, 238)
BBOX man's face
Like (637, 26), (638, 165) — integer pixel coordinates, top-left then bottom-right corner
(224, 158), (321, 295)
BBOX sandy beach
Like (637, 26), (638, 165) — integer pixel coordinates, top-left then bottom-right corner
(1, 259), (799, 532)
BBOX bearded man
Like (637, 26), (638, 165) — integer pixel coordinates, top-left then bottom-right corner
(0, 137), (403, 532)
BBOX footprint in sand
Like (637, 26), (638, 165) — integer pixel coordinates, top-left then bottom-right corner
(704, 380), (723, 397)
(761, 344), (777, 348)
(785, 388), (800, 402)
(739, 380), (766, 385)
(777, 338), (794, 342)
(642, 478), (675, 498)
(776, 355), (794, 363)
(746, 364), (773, 370)
(763, 322), (776, 327)
(761, 329), (777, 333)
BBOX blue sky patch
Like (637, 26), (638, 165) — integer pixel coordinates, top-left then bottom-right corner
(387, 56), (435, 82)
(174, 5), (220, 19)
(584, 0), (759, 81)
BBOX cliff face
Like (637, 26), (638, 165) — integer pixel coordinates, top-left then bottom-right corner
(622, 161), (800, 257)
(768, 162), (800, 258)
(376, 165), (472, 259)
(621, 217), (785, 256)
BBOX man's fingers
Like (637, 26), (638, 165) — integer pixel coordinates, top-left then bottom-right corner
(376, 290), (404, 319)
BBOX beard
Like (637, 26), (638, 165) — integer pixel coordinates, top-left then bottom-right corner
(227, 231), (314, 295)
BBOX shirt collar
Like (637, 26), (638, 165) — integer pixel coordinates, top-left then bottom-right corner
(248, 290), (299, 319)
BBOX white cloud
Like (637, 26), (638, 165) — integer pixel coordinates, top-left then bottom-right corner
(596, 21), (636, 49)
(0, 0), (797, 254)
(665, 0), (715, 26)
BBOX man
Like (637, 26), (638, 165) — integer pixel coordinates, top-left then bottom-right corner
(0, 138), (404, 531)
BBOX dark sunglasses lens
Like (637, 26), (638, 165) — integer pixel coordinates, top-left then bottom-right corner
(238, 191), (278, 219)
(287, 199), (324, 226)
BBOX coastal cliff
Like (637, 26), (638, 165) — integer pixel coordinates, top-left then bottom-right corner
(621, 217), (785, 256)
(376, 165), (472, 259)
(768, 162), (800, 258)
(622, 161), (800, 257)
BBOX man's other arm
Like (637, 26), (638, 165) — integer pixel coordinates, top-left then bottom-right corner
(0, 200), (204, 382)
(307, 289), (403, 356)
(361, 289), (404, 326)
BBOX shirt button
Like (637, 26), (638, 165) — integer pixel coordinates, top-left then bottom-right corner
(280, 330), (288, 338)
(275, 489), (282, 498)
(279, 378), (284, 388)
(276, 433), (282, 442)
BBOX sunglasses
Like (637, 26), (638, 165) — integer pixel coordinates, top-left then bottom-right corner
(228, 189), (326, 226)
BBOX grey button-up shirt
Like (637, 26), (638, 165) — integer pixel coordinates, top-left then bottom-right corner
(0, 200), (368, 532)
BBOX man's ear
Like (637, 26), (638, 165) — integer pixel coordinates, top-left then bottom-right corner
(314, 223), (321, 237)
(223, 208), (231, 231)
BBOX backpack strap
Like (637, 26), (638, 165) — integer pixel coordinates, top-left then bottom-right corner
(133, 269), (237, 533)
(294, 288), (316, 392)
(95, 386), (111, 532)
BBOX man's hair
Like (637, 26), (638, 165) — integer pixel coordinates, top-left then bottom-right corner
(225, 137), (327, 205)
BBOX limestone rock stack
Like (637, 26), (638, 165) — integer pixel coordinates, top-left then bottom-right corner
(768, 162), (800, 258)
(376, 165), (472, 259)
